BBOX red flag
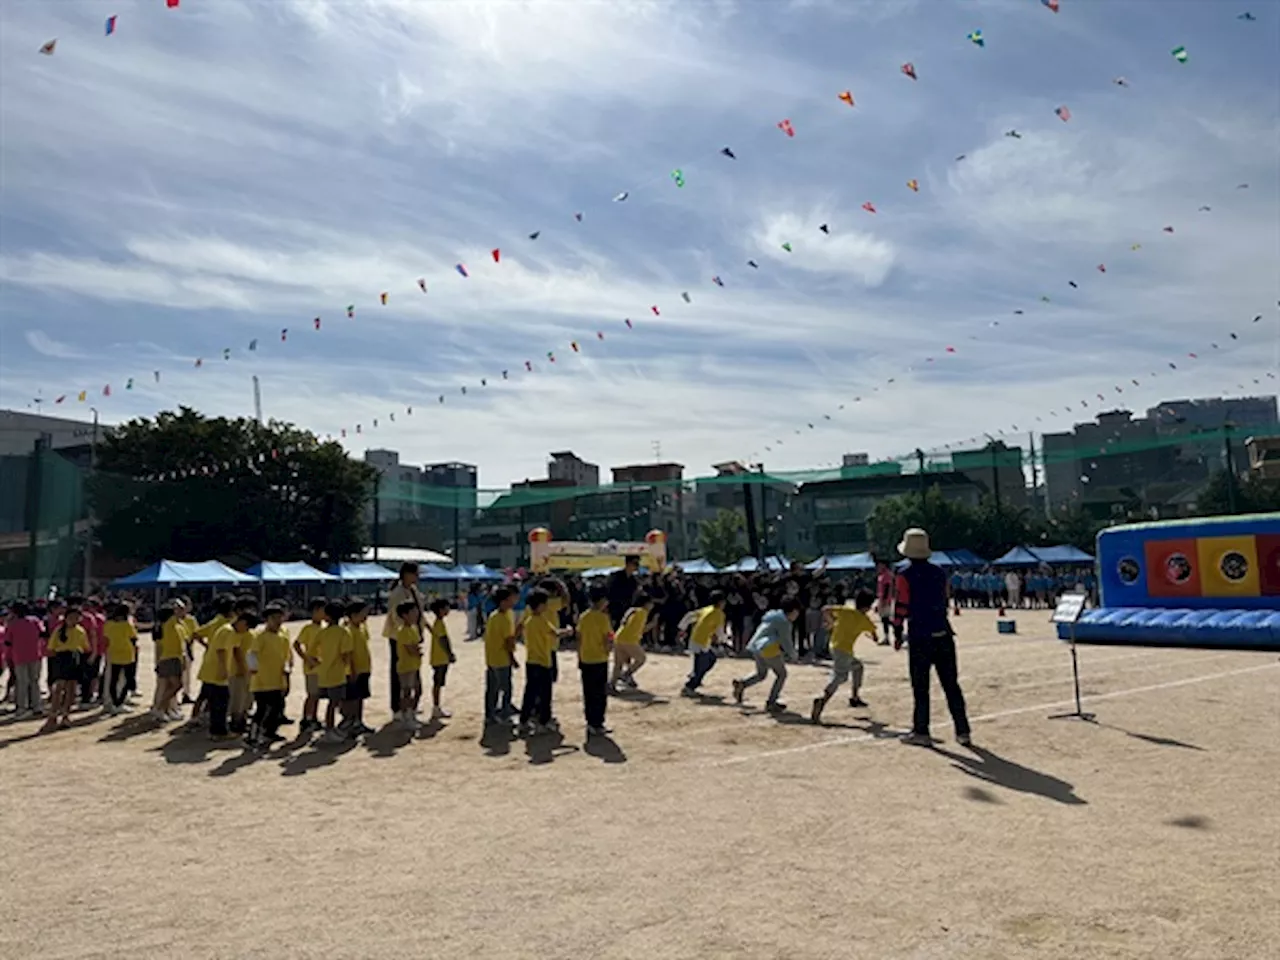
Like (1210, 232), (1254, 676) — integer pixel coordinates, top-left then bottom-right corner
(901, 62), (917, 80)
(492, 248), (501, 263)
(103, 384), (111, 396)
(651, 306), (660, 316)
(167, 0), (180, 7)
(777, 119), (795, 137)
(945, 346), (956, 353)
(862, 201), (877, 214)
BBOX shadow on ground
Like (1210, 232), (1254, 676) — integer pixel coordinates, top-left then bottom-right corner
(933, 744), (1087, 806)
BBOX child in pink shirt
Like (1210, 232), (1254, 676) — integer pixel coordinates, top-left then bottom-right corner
(5, 601), (46, 716)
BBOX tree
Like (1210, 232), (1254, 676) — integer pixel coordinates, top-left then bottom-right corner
(1194, 470), (1280, 516)
(89, 407), (376, 564)
(865, 488), (975, 558)
(698, 509), (745, 567)
(1033, 502), (1106, 553)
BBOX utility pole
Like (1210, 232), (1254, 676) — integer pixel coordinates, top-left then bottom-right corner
(756, 463), (769, 560)
(84, 408), (99, 593)
(252, 376), (263, 424)
(1028, 431), (1043, 519)
(915, 448), (927, 525)
(452, 486), (461, 566)
(371, 471), (381, 563)
(25, 436), (48, 599)
(1223, 422), (1239, 514)
(986, 436), (1003, 548)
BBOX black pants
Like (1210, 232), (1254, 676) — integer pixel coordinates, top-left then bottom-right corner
(388, 639), (401, 712)
(203, 682), (230, 736)
(908, 634), (970, 737)
(251, 690), (285, 741)
(79, 655), (101, 702)
(579, 662), (608, 728)
(519, 664), (554, 726)
(109, 663), (131, 707)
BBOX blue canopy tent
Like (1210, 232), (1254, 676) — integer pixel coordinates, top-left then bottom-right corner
(675, 559), (719, 574)
(420, 563), (463, 581)
(329, 562), (399, 582)
(244, 561), (336, 583)
(814, 552), (876, 571)
(723, 555), (790, 573)
(946, 548), (987, 568)
(1029, 544), (1093, 564)
(992, 546), (1044, 567)
(452, 564), (505, 581)
(112, 560), (256, 587)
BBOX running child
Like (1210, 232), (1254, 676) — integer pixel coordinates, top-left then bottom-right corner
(42, 605), (88, 731)
(292, 598), (327, 733)
(482, 586), (519, 726)
(811, 590), (878, 723)
(393, 601), (423, 730)
(610, 591), (652, 693)
(576, 585), (613, 736)
(152, 603), (187, 721)
(732, 599), (801, 712)
(681, 590), (727, 698)
(427, 597), (455, 721)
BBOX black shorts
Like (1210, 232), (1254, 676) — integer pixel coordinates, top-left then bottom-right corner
(49, 651), (81, 683)
(432, 664), (449, 688)
(320, 685), (347, 701)
(345, 672), (371, 701)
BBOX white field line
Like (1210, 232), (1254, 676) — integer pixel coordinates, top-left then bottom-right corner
(709, 661), (1280, 768)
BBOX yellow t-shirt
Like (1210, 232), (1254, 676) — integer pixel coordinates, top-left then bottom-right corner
(349, 620), (372, 675)
(104, 620), (138, 665)
(395, 624), (423, 673)
(520, 595), (563, 625)
(615, 606), (648, 647)
(484, 610), (515, 668)
(182, 614), (199, 641)
(249, 629), (292, 692)
(524, 613), (558, 668)
(690, 606), (725, 651)
(48, 623), (89, 655)
(158, 618), (186, 661)
(197, 624), (235, 685)
(316, 624), (354, 689)
(295, 621), (323, 676)
(830, 608), (877, 656)
(226, 626), (250, 677)
(577, 609), (612, 665)
(429, 618), (451, 668)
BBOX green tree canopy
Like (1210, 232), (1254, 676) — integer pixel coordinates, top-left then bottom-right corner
(698, 509), (745, 568)
(1195, 470), (1280, 516)
(89, 407), (375, 564)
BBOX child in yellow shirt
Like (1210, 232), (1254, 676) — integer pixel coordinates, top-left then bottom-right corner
(342, 597), (374, 738)
(316, 601), (355, 744)
(427, 598), (455, 721)
(292, 598), (327, 733)
(393, 601), (424, 729)
(812, 591), (878, 723)
(610, 591), (653, 694)
(43, 605), (89, 731)
(102, 602), (138, 715)
(518, 589), (570, 736)
(247, 603), (293, 750)
(576, 586), (613, 736)
(482, 587), (519, 727)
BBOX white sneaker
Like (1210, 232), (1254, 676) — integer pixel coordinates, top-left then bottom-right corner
(150, 708), (168, 722)
(166, 708), (184, 721)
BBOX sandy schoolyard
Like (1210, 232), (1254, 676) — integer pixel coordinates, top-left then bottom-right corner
(1, 608), (1277, 959)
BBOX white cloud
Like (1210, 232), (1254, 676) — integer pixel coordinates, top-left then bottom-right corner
(752, 212), (896, 285)
(24, 329), (82, 359)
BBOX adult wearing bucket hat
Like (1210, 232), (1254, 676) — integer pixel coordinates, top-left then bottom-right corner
(892, 528), (972, 747)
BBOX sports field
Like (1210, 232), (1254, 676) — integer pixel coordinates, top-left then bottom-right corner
(1, 609), (1276, 960)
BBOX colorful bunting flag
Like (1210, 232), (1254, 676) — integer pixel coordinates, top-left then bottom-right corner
(455, 264), (469, 278)
(777, 119), (795, 137)
(837, 90), (854, 107)
(1172, 46), (1188, 63)
(901, 62), (917, 80)
(906, 179), (919, 192)
(105, 16), (117, 36)
(39, 39), (56, 55)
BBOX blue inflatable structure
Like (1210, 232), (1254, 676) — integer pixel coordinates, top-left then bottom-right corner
(1059, 513), (1280, 653)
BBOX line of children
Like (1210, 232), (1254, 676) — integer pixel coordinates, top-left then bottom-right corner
(293, 598), (327, 732)
(518, 588), (571, 735)
(482, 586), (519, 726)
(246, 603), (292, 750)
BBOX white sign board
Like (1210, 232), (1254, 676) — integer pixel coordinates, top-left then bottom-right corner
(1051, 593), (1087, 625)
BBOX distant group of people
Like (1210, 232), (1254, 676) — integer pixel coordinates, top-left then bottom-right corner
(2, 527), (978, 751)
(950, 568), (1096, 610)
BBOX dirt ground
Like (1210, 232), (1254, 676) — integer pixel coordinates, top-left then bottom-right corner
(1, 608), (1277, 960)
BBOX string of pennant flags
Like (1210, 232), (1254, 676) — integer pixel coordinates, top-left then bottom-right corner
(32, 3), (1271, 462)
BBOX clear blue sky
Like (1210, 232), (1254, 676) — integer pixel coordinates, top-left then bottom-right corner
(1, 0), (1277, 485)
